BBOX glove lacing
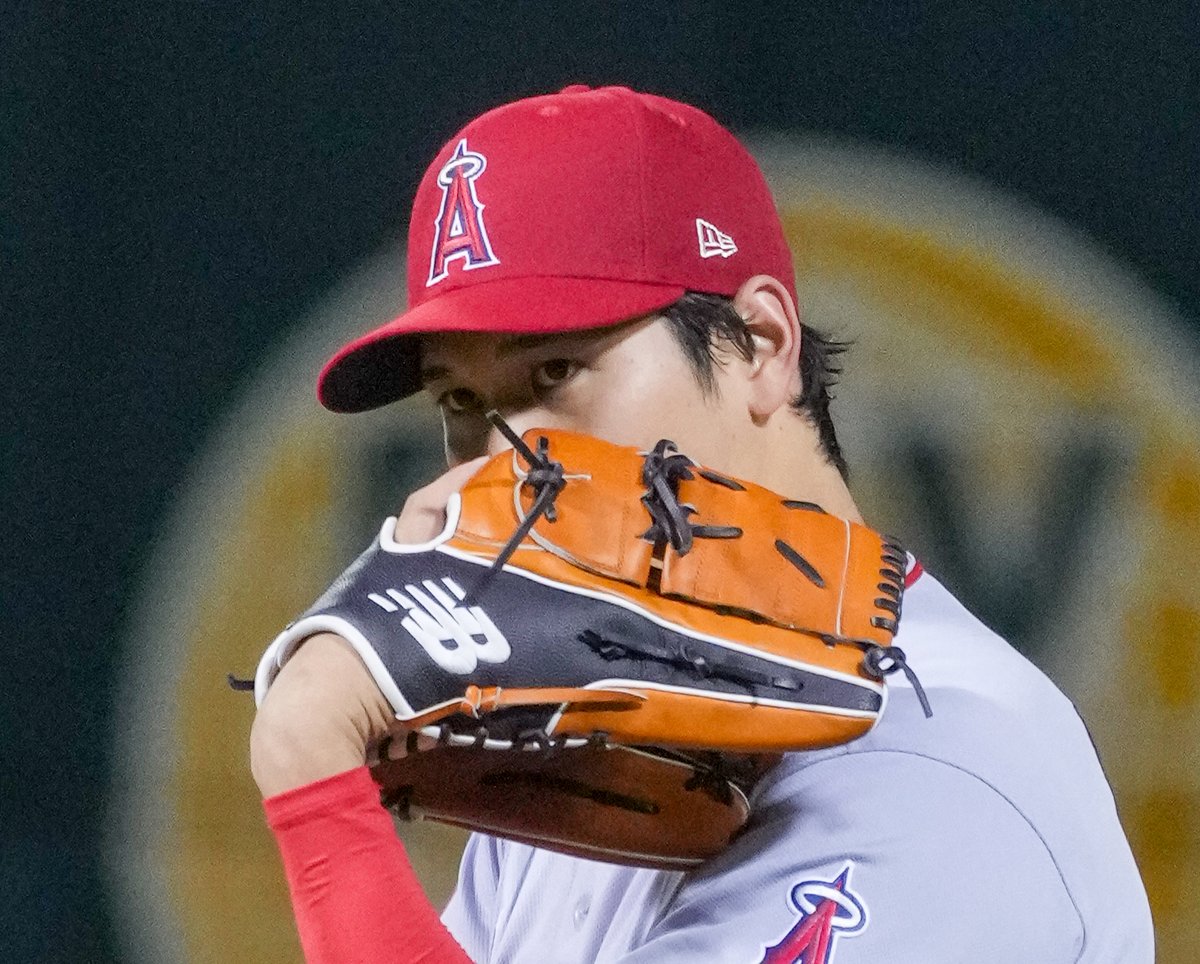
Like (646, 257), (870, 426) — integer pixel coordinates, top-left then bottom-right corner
(862, 644), (933, 718)
(463, 412), (568, 603)
(639, 438), (741, 563)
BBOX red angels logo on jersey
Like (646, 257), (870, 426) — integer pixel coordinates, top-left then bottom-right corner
(426, 138), (501, 287)
(758, 865), (868, 963)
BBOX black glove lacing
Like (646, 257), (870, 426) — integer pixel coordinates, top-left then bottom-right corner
(464, 411), (567, 603)
(862, 645), (933, 718)
(639, 439), (741, 557)
(662, 749), (760, 805)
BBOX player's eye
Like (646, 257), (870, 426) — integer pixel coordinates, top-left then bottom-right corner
(531, 359), (579, 393)
(437, 387), (483, 415)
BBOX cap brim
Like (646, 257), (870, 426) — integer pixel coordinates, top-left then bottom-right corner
(317, 276), (686, 412)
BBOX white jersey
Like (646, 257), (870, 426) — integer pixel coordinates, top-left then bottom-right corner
(442, 567), (1153, 963)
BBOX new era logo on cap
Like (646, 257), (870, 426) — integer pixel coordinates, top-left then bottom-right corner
(696, 218), (738, 259)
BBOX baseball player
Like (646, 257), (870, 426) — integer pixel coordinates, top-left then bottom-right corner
(249, 85), (1153, 962)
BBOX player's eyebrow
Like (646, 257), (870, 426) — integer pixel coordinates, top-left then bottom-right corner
(421, 324), (625, 384)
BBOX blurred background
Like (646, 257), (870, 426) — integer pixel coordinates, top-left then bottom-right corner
(7, 2), (1200, 961)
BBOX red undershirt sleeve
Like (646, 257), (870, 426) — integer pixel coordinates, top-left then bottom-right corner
(263, 766), (473, 964)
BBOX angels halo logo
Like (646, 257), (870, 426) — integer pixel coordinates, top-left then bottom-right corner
(760, 865), (867, 963)
(427, 138), (500, 286)
(105, 138), (1200, 963)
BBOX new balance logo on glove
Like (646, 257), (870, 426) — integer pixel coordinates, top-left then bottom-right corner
(369, 577), (511, 674)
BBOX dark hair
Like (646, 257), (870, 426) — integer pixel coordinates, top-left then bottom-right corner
(659, 292), (850, 479)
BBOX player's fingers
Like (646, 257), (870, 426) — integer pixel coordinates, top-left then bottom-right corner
(372, 729), (439, 764)
(393, 455), (489, 544)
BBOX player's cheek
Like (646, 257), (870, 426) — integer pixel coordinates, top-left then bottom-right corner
(597, 366), (673, 430)
(557, 371), (611, 436)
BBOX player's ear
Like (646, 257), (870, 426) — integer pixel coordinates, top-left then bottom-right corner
(731, 275), (802, 423)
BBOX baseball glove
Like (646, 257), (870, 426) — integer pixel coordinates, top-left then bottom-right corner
(253, 419), (924, 868)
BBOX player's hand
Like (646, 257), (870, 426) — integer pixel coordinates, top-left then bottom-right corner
(392, 456), (489, 544)
(250, 458), (488, 798)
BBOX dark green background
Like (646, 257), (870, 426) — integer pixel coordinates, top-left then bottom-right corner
(6, 3), (1198, 959)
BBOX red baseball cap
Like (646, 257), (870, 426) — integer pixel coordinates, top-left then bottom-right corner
(318, 84), (797, 412)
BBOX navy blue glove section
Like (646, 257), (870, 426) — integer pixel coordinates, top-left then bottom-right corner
(257, 532), (882, 745)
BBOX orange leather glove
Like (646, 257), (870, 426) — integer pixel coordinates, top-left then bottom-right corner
(255, 425), (919, 869)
